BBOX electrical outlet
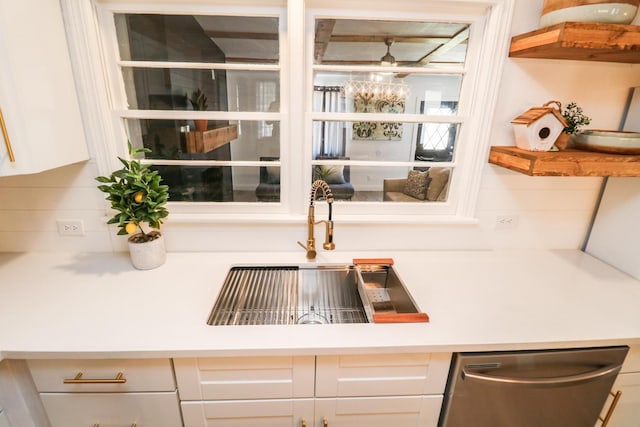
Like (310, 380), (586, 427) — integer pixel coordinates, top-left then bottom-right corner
(495, 214), (518, 229)
(57, 220), (85, 236)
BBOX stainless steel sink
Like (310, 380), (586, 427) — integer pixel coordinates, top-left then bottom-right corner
(207, 262), (428, 325)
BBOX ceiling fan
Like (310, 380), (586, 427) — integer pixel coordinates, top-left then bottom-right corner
(380, 38), (397, 66)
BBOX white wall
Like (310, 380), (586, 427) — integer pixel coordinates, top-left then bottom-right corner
(1, 1), (639, 253)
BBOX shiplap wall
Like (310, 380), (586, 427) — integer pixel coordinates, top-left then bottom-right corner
(0, 2), (639, 253)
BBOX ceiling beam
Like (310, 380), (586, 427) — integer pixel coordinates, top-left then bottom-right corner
(204, 30), (278, 40)
(415, 27), (470, 65)
(329, 35), (459, 44)
(314, 19), (336, 63)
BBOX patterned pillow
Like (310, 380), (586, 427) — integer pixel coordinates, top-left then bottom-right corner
(314, 166), (346, 184)
(403, 170), (430, 200)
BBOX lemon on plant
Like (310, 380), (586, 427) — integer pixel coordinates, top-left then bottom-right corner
(125, 222), (137, 235)
(133, 191), (144, 203)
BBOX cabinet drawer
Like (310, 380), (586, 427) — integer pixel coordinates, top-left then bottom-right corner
(606, 372), (640, 427)
(181, 398), (314, 427)
(621, 345), (640, 373)
(174, 356), (315, 400)
(316, 395), (443, 427)
(27, 359), (175, 392)
(40, 391), (181, 427)
(315, 353), (451, 397)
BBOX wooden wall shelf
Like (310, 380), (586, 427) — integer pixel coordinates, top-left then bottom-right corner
(185, 124), (238, 153)
(509, 22), (640, 63)
(489, 146), (640, 176)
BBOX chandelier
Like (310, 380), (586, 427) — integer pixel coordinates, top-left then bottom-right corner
(342, 78), (410, 102)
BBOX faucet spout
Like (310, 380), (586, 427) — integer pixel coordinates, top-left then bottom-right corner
(297, 180), (335, 259)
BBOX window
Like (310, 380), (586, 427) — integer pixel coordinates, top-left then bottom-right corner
(310, 18), (468, 209)
(70, 0), (514, 221)
(102, 10), (283, 205)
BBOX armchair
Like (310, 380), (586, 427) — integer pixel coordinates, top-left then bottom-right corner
(383, 167), (450, 202)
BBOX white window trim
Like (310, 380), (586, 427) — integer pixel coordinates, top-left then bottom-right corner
(60, 0), (514, 225)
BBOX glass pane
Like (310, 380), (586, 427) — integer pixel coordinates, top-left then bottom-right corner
(125, 119), (280, 161)
(312, 121), (458, 162)
(115, 14), (279, 64)
(314, 19), (468, 68)
(313, 72), (462, 114)
(307, 165), (452, 203)
(122, 68), (279, 112)
(152, 164), (280, 202)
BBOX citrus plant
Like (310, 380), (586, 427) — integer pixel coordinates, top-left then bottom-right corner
(562, 102), (591, 135)
(96, 142), (169, 242)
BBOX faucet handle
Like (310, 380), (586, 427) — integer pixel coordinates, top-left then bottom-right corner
(297, 241), (317, 259)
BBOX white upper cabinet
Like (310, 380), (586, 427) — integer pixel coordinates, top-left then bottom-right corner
(0, 0), (88, 177)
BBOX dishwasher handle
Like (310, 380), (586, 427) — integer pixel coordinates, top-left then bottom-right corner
(462, 363), (622, 387)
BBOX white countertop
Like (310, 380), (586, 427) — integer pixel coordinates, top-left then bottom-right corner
(0, 249), (639, 360)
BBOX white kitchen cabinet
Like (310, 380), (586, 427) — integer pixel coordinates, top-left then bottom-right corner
(27, 359), (181, 427)
(315, 353), (450, 397)
(174, 356), (316, 400)
(181, 398), (314, 427)
(315, 395), (443, 427)
(39, 391), (181, 427)
(605, 345), (640, 427)
(175, 353), (451, 427)
(0, 0), (88, 176)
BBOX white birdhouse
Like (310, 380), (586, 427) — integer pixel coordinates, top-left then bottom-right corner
(511, 101), (569, 151)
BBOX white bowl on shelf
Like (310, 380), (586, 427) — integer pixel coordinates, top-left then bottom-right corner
(572, 130), (640, 154)
(540, 2), (639, 27)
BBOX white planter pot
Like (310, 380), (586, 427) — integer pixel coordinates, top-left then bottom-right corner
(128, 233), (166, 270)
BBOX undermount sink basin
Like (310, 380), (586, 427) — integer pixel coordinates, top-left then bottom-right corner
(207, 261), (428, 325)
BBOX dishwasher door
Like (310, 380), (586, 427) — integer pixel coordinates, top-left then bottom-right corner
(440, 346), (628, 427)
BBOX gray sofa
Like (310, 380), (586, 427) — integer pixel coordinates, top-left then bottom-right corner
(255, 156), (355, 201)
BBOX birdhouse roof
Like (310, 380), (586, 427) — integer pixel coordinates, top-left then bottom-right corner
(511, 107), (569, 127)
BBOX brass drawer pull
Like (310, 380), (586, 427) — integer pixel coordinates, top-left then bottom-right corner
(0, 108), (15, 162)
(301, 421), (306, 427)
(599, 390), (622, 427)
(323, 420), (328, 427)
(64, 372), (127, 384)
(93, 424), (136, 427)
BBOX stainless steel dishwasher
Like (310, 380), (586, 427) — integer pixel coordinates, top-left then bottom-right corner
(439, 346), (628, 427)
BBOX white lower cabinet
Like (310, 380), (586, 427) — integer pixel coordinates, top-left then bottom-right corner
(181, 398), (314, 427)
(315, 395), (443, 427)
(605, 345), (640, 427)
(39, 391), (182, 427)
(27, 359), (182, 427)
(175, 353), (451, 427)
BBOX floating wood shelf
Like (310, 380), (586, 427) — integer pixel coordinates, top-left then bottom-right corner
(185, 124), (238, 153)
(509, 22), (640, 63)
(489, 146), (640, 176)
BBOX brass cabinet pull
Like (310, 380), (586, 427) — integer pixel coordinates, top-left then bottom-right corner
(599, 390), (622, 427)
(64, 372), (127, 384)
(323, 420), (328, 427)
(93, 424), (136, 427)
(0, 108), (15, 162)
(301, 421), (306, 427)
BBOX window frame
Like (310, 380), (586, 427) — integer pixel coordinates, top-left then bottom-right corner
(62, 0), (515, 224)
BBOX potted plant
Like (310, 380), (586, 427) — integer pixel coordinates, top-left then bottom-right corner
(556, 101), (592, 149)
(189, 88), (209, 132)
(95, 142), (170, 270)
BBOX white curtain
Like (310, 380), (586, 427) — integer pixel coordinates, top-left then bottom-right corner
(312, 87), (345, 158)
